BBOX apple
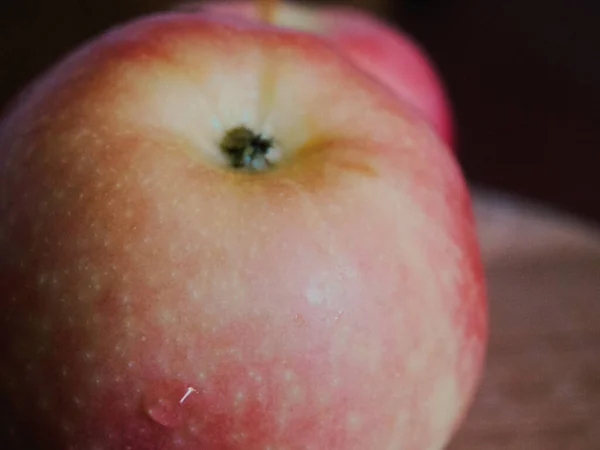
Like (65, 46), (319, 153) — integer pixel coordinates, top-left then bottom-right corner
(186, 0), (455, 146)
(0, 9), (485, 450)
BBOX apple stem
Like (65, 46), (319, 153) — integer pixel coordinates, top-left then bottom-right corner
(258, 0), (278, 23)
(220, 126), (277, 171)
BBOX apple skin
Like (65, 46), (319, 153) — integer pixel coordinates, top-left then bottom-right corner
(193, 0), (455, 146)
(0, 11), (485, 450)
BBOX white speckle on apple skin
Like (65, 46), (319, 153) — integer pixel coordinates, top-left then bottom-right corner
(72, 395), (84, 409)
(305, 284), (324, 305)
(346, 412), (363, 431)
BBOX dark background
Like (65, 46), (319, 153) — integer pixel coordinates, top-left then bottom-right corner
(395, 0), (600, 225)
(1, 0), (599, 223)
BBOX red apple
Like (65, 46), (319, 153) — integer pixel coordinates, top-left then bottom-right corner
(190, 0), (455, 146)
(0, 10), (485, 450)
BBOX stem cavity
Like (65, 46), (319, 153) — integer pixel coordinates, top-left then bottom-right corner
(220, 126), (279, 172)
(258, 0), (278, 23)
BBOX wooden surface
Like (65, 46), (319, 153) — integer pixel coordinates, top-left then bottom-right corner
(447, 189), (600, 449)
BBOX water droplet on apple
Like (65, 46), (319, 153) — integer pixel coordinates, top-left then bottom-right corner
(334, 310), (344, 322)
(142, 380), (198, 428)
(146, 400), (184, 428)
